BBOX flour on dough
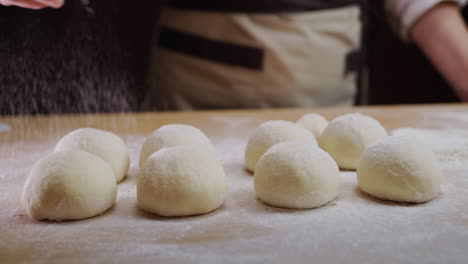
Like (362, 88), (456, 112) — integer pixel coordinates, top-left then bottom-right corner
(319, 113), (387, 170)
(357, 135), (443, 203)
(297, 113), (328, 138)
(254, 141), (340, 209)
(137, 145), (227, 217)
(139, 124), (215, 168)
(245, 120), (317, 172)
(55, 128), (129, 182)
(22, 150), (117, 221)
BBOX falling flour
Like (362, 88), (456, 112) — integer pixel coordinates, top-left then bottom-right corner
(80, 0), (95, 14)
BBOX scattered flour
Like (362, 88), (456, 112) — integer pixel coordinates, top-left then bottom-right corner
(433, 111), (468, 124)
(80, 0), (95, 14)
(392, 127), (468, 169)
(1, 127), (468, 263)
(0, 122), (11, 132)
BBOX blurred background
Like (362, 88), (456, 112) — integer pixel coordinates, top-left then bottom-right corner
(0, 0), (463, 115)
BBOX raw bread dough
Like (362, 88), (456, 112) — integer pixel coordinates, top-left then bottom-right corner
(357, 136), (443, 203)
(137, 146), (227, 217)
(245, 120), (317, 172)
(55, 128), (129, 182)
(21, 150), (117, 221)
(139, 124), (214, 168)
(319, 113), (387, 170)
(297, 113), (328, 138)
(254, 141), (340, 209)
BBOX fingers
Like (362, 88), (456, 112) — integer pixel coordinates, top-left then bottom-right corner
(0, 0), (47, 9)
(35, 0), (63, 8)
(0, 0), (64, 9)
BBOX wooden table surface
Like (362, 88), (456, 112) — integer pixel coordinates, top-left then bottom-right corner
(1, 104), (468, 263)
(3, 103), (468, 141)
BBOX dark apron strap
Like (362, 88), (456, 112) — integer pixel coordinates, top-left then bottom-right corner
(158, 27), (264, 70)
(353, 0), (381, 105)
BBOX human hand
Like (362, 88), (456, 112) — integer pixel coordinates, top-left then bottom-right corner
(411, 2), (468, 101)
(0, 0), (64, 9)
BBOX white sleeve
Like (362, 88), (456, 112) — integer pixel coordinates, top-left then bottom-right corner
(386, 0), (468, 40)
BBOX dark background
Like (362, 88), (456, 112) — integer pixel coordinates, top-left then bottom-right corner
(0, 0), (160, 115)
(0, 0), (462, 115)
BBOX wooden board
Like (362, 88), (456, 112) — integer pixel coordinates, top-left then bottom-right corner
(2, 104), (468, 263)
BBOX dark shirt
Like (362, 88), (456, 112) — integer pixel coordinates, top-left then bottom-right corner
(168, 0), (360, 13)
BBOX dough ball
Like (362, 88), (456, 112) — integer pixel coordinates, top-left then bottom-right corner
(254, 141), (340, 209)
(319, 113), (387, 170)
(21, 150), (117, 221)
(357, 136), (443, 203)
(139, 124), (214, 168)
(55, 128), (129, 183)
(297, 113), (328, 138)
(137, 146), (227, 217)
(245, 120), (317, 172)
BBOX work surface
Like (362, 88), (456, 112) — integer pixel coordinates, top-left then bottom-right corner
(1, 104), (468, 263)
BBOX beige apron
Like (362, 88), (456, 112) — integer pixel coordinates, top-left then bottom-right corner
(146, 5), (362, 110)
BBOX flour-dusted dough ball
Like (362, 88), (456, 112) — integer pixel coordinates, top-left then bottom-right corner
(319, 113), (387, 170)
(21, 150), (117, 221)
(357, 136), (443, 203)
(137, 146), (227, 217)
(245, 120), (317, 172)
(254, 141), (340, 209)
(139, 124), (214, 168)
(297, 113), (328, 138)
(55, 128), (129, 183)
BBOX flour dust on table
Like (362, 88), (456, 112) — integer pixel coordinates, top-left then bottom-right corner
(2, 124), (468, 263)
(391, 127), (468, 170)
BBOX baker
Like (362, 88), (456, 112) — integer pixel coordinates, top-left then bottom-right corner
(146, 0), (468, 109)
(3, 0), (468, 110)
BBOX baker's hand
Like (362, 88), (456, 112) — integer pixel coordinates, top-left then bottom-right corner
(411, 2), (468, 101)
(0, 0), (64, 9)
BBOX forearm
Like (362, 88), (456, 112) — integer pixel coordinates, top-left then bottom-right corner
(411, 2), (468, 101)
(0, 0), (63, 9)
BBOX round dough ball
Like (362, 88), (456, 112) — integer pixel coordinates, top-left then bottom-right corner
(297, 113), (328, 138)
(139, 124), (214, 168)
(137, 146), (227, 217)
(55, 128), (129, 183)
(254, 141), (340, 209)
(21, 150), (117, 221)
(357, 136), (443, 203)
(319, 113), (387, 170)
(245, 120), (317, 172)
